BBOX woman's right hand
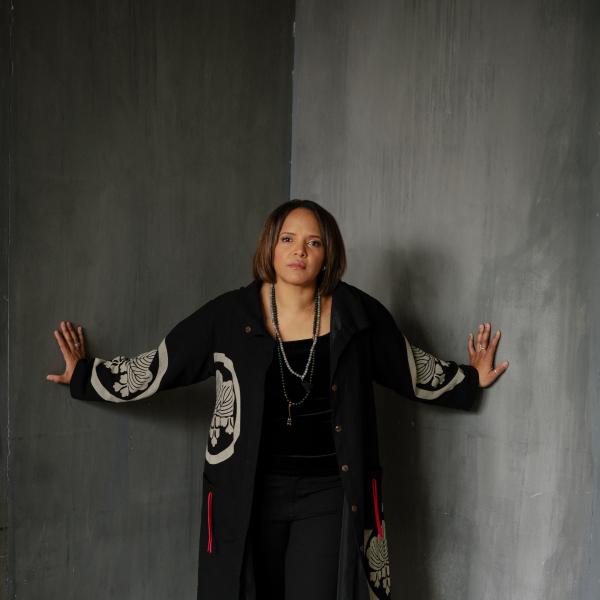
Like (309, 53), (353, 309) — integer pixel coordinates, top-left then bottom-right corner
(47, 320), (87, 385)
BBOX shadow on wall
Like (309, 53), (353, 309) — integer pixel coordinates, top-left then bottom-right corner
(369, 243), (480, 598)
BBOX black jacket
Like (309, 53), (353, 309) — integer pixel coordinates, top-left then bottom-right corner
(70, 278), (480, 599)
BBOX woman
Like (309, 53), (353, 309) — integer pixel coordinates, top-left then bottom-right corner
(47, 200), (508, 599)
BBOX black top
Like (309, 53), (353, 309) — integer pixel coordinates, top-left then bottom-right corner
(256, 332), (339, 476)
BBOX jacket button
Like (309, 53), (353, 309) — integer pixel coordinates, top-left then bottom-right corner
(351, 504), (358, 512)
(341, 464), (349, 472)
(331, 383), (338, 392)
(244, 324), (252, 333)
(334, 424), (342, 432)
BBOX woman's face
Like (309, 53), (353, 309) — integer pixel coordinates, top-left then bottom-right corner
(272, 208), (325, 289)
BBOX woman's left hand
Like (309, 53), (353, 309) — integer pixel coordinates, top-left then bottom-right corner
(467, 322), (509, 388)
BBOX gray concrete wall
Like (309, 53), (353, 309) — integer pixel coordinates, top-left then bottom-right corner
(291, 1), (599, 598)
(1, 0), (12, 594)
(2, 1), (293, 598)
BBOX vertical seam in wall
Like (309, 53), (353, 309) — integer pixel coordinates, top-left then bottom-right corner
(5, 0), (14, 597)
(287, 1), (296, 199)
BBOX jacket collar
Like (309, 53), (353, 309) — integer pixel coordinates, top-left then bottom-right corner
(238, 278), (371, 383)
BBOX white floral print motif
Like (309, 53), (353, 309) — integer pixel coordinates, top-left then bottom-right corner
(403, 335), (465, 401)
(410, 343), (450, 388)
(206, 352), (241, 464)
(103, 350), (158, 398)
(90, 341), (168, 403)
(209, 369), (236, 447)
(364, 520), (391, 598)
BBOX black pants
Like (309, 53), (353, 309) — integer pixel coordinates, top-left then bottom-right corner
(248, 470), (345, 600)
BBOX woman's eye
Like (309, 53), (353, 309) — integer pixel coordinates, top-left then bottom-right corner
(280, 236), (321, 247)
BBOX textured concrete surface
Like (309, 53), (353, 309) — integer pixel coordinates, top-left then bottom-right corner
(2, 1), (293, 598)
(3, 1), (599, 598)
(1, 0), (11, 595)
(291, 1), (599, 598)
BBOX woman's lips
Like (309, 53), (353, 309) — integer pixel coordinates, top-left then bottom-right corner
(288, 263), (306, 269)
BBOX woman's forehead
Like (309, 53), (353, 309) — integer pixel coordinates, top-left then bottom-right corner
(281, 208), (321, 233)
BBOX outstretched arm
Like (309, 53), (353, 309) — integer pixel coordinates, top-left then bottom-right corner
(47, 298), (216, 403)
(368, 296), (506, 410)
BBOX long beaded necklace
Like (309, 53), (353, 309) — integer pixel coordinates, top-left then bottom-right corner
(269, 282), (321, 426)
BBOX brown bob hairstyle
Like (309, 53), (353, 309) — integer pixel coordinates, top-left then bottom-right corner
(252, 199), (347, 296)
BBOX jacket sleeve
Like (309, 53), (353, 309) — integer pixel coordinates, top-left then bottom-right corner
(69, 297), (216, 403)
(367, 295), (480, 411)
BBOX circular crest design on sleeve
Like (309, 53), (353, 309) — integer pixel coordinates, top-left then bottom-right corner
(103, 349), (158, 398)
(410, 343), (451, 389)
(206, 352), (241, 464)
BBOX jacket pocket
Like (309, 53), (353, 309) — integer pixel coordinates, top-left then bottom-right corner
(202, 470), (243, 547)
(202, 472), (217, 555)
(207, 490), (214, 553)
(371, 476), (384, 539)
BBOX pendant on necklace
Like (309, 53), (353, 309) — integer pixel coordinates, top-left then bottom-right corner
(287, 401), (292, 426)
(301, 379), (312, 393)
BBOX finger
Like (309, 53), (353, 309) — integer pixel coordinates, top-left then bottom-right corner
(67, 321), (84, 356)
(490, 361), (509, 382)
(482, 330), (499, 365)
(467, 333), (475, 359)
(478, 323), (489, 353)
(54, 328), (72, 358)
(65, 321), (79, 350)
(489, 329), (501, 352)
(483, 322), (491, 348)
(77, 325), (86, 355)
(475, 323), (483, 351)
(47, 369), (67, 383)
(498, 360), (509, 371)
(60, 321), (74, 353)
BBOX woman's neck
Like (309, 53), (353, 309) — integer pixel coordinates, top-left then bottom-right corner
(269, 280), (318, 314)
(260, 280), (331, 340)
